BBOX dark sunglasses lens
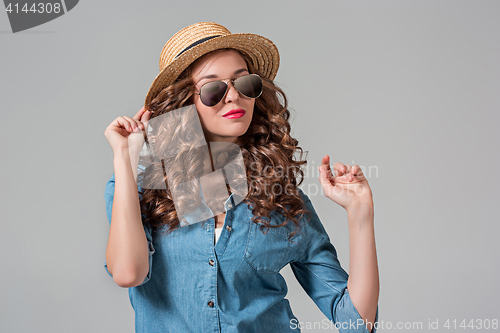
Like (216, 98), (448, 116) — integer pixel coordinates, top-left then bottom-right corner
(200, 81), (227, 107)
(234, 75), (263, 98)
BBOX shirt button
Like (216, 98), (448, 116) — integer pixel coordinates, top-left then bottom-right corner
(207, 300), (214, 308)
(227, 202), (233, 209)
(209, 259), (215, 266)
(226, 225), (232, 232)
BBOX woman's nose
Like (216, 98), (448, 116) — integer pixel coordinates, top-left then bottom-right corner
(224, 82), (240, 104)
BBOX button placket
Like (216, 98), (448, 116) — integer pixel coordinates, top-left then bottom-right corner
(223, 201), (233, 233)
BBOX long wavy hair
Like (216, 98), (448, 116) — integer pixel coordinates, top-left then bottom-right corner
(140, 49), (311, 241)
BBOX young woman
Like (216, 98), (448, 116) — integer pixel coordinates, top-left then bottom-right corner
(103, 22), (379, 333)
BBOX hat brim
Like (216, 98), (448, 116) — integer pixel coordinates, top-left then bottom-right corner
(144, 33), (280, 107)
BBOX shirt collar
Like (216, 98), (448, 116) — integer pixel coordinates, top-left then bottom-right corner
(179, 191), (244, 226)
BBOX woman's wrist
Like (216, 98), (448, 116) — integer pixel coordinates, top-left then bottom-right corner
(113, 146), (131, 157)
(114, 146), (143, 164)
(113, 146), (142, 182)
(113, 148), (133, 170)
(346, 202), (374, 228)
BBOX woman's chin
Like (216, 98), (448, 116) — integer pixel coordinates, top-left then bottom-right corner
(207, 131), (247, 143)
(205, 123), (251, 142)
(222, 125), (249, 137)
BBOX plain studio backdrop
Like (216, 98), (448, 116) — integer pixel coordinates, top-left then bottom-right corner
(1, 1), (498, 332)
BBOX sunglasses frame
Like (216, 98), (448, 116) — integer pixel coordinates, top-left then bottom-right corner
(195, 73), (263, 107)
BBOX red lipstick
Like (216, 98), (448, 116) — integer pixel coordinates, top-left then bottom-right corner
(222, 109), (246, 119)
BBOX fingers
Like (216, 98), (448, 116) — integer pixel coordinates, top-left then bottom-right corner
(331, 162), (363, 181)
(351, 164), (364, 177)
(333, 162), (346, 177)
(140, 109), (152, 125)
(133, 106), (148, 120)
(345, 164), (354, 181)
(319, 164), (334, 190)
(321, 156), (364, 180)
(114, 116), (141, 133)
(123, 116), (144, 132)
(132, 107), (152, 131)
(321, 155), (334, 179)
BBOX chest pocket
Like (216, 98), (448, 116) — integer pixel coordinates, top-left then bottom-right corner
(244, 222), (293, 273)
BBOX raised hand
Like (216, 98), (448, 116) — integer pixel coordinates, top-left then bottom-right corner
(318, 155), (373, 211)
(104, 106), (151, 153)
(104, 107), (152, 182)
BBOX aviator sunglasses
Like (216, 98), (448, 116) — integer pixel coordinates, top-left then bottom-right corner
(195, 74), (263, 107)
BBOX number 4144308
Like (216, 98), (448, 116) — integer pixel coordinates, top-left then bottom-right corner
(444, 319), (498, 330)
(5, 2), (62, 14)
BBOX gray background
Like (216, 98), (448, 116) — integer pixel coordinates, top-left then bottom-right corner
(1, 0), (499, 332)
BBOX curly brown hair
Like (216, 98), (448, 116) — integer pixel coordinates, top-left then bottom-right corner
(140, 50), (311, 241)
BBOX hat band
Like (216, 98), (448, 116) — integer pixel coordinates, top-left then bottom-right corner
(175, 35), (222, 59)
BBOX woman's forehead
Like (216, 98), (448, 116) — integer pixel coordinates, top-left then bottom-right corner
(192, 49), (247, 79)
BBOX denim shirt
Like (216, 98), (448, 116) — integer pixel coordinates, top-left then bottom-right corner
(103, 174), (379, 333)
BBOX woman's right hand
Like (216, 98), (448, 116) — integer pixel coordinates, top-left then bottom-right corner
(104, 106), (152, 153)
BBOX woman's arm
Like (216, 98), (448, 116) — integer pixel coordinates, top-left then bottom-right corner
(346, 204), (379, 332)
(319, 155), (380, 332)
(290, 188), (378, 333)
(105, 148), (150, 288)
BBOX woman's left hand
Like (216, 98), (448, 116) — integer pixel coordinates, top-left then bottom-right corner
(318, 155), (373, 211)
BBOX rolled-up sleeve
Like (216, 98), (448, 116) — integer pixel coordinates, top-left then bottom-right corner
(290, 190), (379, 333)
(103, 174), (155, 286)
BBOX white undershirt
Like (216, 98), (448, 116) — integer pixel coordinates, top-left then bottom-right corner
(214, 227), (223, 244)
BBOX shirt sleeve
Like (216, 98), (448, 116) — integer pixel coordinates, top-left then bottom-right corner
(103, 173), (155, 287)
(290, 189), (379, 333)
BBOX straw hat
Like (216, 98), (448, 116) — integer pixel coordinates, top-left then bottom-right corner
(144, 22), (280, 107)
